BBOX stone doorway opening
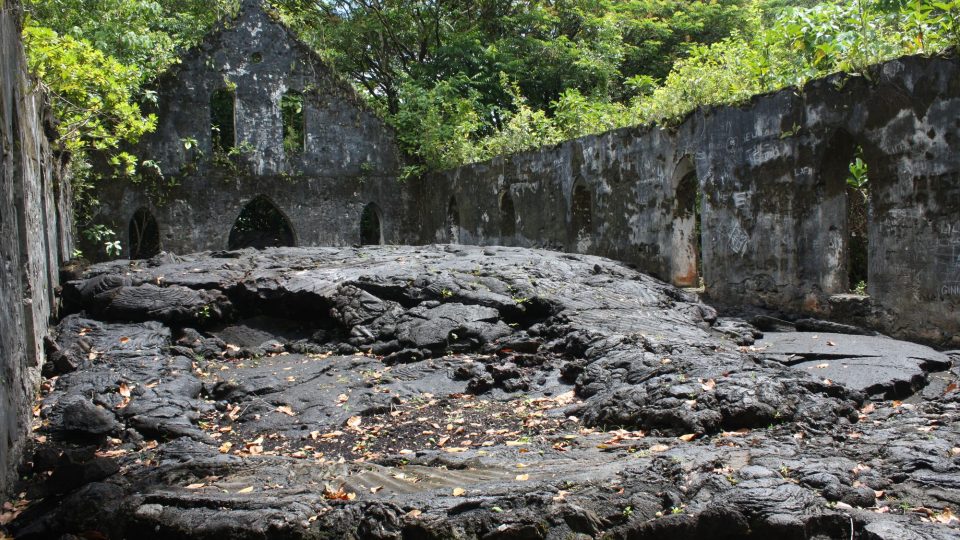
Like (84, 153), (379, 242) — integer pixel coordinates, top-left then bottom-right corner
(228, 195), (295, 250)
(360, 203), (383, 245)
(499, 190), (516, 242)
(820, 130), (870, 295)
(671, 157), (702, 288)
(128, 208), (160, 259)
(447, 196), (460, 244)
(570, 182), (592, 252)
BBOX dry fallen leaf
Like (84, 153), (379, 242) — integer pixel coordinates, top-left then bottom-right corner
(119, 336), (130, 344)
(701, 379), (716, 391)
(826, 340), (836, 347)
(237, 486), (254, 494)
(452, 487), (466, 497)
(346, 416), (362, 428)
(276, 405), (296, 416)
(934, 507), (958, 525)
(185, 483), (206, 490)
(406, 509), (422, 518)
(945, 383), (958, 394)
(323, 485), (356, 501)
(227, 405), (242, 421)
(649, 444), (670, 453)
(219, 442), (233, 453)
(118, 382), (133, 398)
(860, 403), (875, 414)
(678, 434), (697, 442)
(515, 474), (529, 481)
(370, 486), (383, 494)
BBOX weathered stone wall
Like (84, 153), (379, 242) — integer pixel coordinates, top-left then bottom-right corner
(86, 0), (959, 346)
(93, 0), (410, 253)
(0, 0), (73, 498)
(420, 52), (960, 347)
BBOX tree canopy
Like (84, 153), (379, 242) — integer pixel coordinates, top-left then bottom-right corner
(20, 0), (960, 238)
(275, 0), (960, 170)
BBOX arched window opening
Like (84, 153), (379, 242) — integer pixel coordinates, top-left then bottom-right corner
(500, 191), (516, 240)
(281, 91), (305, 156)
(360, 203), (383, 245)
(228, 195), (295, 250)
(447, 196), (461, 244)
(210, 88), (236, 152)
(571, 183), (592, 252)
(671, 157), (702, 288)
(128, 208), (160, 260)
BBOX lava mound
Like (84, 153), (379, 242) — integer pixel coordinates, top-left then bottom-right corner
(9, 245), (959, 540)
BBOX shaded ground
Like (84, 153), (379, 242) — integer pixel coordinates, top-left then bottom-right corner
(4, 245), (960, 539)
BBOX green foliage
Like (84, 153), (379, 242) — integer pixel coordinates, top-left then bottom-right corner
(551, 89), (627, 140)
(276, 0), (756, 169)
(854, 280), (868, 295)
(276, 0), (960, 171)
(281, 92), (305, 155)
(23, 0), (237, 257)
(479, 79), (563, 158)
(847, 148), (870, 192)
(389, 76), (484, 170)
(631, 33), (767, 124)
(23, 0), (960, 192)
(80, 223), (121, 258)
(23, 26), (155, 156)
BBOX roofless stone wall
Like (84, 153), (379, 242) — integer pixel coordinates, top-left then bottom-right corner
(0, 0), (74, 498)
(92, 1), (411, 255)
(419, 52), (960, 347)
(83, 1), (958, 348)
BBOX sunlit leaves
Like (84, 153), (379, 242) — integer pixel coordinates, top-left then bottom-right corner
(276, 0), (755, 170)
(23, 27), (155, 154)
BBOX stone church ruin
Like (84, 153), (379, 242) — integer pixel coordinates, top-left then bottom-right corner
(87, 0), (960, 349)
(3, 0), (960, 538)
(94, 0), (406, 253)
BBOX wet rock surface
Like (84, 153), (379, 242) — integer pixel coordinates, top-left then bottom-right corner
(6, 246), (960, 539)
